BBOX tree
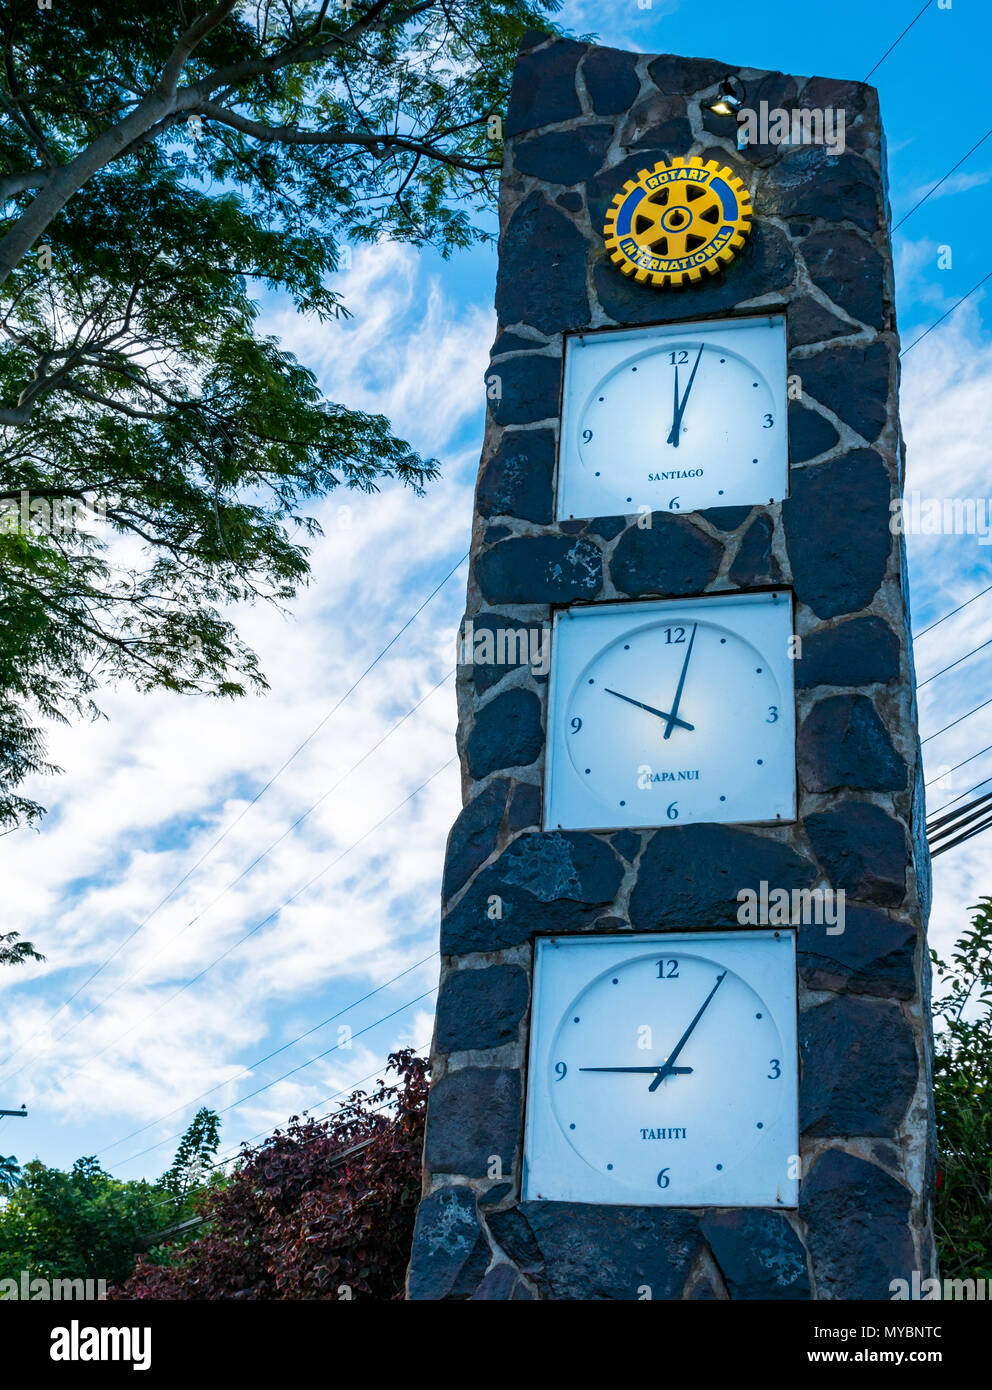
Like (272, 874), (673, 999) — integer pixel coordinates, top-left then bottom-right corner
(159, 1105), (221, 1219)
(0, 0), (562, 828)
(0, 1154), (19, 1194)
(119, 1047), (429, 1299)
(931, 896), (992, 1280)
(0, 929), (44, 966)
(0, 1106), (223, 1285)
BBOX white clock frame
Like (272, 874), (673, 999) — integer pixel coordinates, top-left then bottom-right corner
(556, 314), (789, 522)
(522, 931), (799, 1208)
(543, 590), (797, 832)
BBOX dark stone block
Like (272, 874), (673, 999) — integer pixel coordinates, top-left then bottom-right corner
(496, 192), (590, 334)
(802, 229), (886, 330)
(496, 1203), (702, 1300)
(469, 1264), (518, 1300)
(800, 995), (917, 1136)
(465, 687), (543, 780)
(648, 53), (728, 94)
(800, 1150), (914, 1299)
(628, 824), (816, 931)
(556, 190), (583, 212)
(582, 45), (641, 114)
(729, 513), (781, 587)
(805, 801), (907, 906)
(610, 828), (641, 862)
(783, 449), (891, 619)
(443, 778), (509, 903)
(488, 1206), (544, 1272)
(559, 518), (585, 534)
(435, 965), (529, 1053)
(467, 612), (546, 697)
(797, 342), (890, 444)
(764, 148), (883, 232)
(476, 534), (602, 604)
(478, 428), (556, 523)
(788, 401), (840, 463)
(689, 1279), (721, 1300)
(514, 125), (613, 185)
(701, 505), (752, 531)
(618, 91), (692, 153)
(425, 1068), (521, 1177)
(407, 1186), (490, 1300)
(587, 514), (628, 541)
(701, 1210), (810, 1300)
(506, 39), (585, 137)
(787, 294), (857, 348)
(797, 693), (907, 792)
(486, 351), (561, 426)
(610, 515), (722, 597)
(483, 524), (510, 543)
(478, 1181), (513, 1208)
(442, 830), (625, 954)
(798, 905), (916, 999)
(797, 616), (900, 689)
(594, 218), (795, 328)
(507, 780), (542, 833)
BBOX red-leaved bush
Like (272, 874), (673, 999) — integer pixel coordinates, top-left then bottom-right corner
(117, 1049), (429, 1300)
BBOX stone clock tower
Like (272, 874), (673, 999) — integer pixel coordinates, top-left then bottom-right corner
(407, 34), (935, 1301)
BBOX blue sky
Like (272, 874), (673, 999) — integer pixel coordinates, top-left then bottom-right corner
(2, 0), (992, 1182)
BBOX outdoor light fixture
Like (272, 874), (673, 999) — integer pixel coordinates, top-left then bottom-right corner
(707, 76), (745, 118)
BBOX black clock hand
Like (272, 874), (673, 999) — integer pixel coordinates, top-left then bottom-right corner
(578, 1066), (693, 1075)
(604, 687), (694, 733)
(662, 622), (698, 741)
(666, 345), (704, 446)
(648, 970), (727, 1092)
(667, 362), (681, 448)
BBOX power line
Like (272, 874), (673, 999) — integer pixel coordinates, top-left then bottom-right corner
(26, 668), (454, 1062)
(925, 742), (992, 787)
(863, 0), (934, 82)
(0, 550), (467, 1076)
(2, 756), (455, 1090)
(914, 582), (992, 639)
(921, 693), (992, 744)
(113, 989), (437, 1170)
(930, 809), (992, 859)
(97, 951), (438, 1156)
(893, 125), (992, 231)
(917, 636), (992, 688)
(927, 770), (992, 819)
(927, 788), (992, 837)
(902, 269), (992, 356)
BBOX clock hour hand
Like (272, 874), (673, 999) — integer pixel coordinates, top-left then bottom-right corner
(578, 1066), (693, 1076)
(603, 687), (694, 733)
(662, 622), (697, 741)
(667, 362), (681, 448)
(648, 970), (727, 1092)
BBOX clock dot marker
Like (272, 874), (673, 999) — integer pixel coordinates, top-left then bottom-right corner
(718, 489), (724, 495)
(719, 795), (726, 802)
(755, 1012), (763, 1019)
(719, 357), (726, 363)
(612, 977), (619, 984)
(606, 1164), (614, 1171)
(716, 1163), (723, 1171)
(757, 759), (764, 765)
(595, 471), (601, 476)
(585, 768), (591, 775)
(619, 800), (626, 807)
(756, 667), (762, 673)
(573, 1016), (580, 1023)
(756, 1122), (764, 1129)
(569, 1123), (576, 1130)
(752, 381), (759, 387)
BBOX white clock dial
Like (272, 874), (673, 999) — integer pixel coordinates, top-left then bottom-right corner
(544, 592), (796, 831)
(557, 315), (787, 521)
(523, 932), (799, 1208)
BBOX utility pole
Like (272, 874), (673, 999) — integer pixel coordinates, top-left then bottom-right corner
(0, 1106), (27, 1118)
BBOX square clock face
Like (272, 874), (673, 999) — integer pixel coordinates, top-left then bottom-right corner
(523, 931), (799, 1208)
(557, 314), (788, 521)
(544, 590), (796, 832)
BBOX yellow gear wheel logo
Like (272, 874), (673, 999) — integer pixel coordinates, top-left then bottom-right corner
(603, 156), (753, 288)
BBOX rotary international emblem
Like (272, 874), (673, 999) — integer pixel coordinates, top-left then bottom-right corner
(603, 156), (753, 288)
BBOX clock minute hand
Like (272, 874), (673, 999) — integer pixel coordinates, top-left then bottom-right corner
(662, 622), (697, 741)
(604, 687), (694, 733)
(666, 345), (704, 446)
(648, 970), (727, 1092)
(578, 1066), (693, 1075)
(667, 362), (681, 448)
